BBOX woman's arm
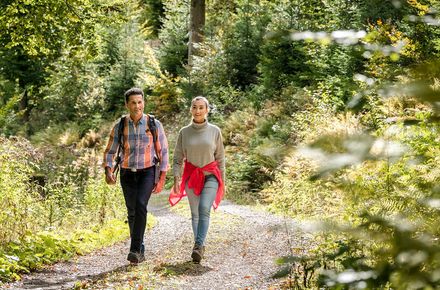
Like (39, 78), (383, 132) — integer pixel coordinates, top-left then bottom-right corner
(173, 129), (184, 191)
(214, 129), (226, 184)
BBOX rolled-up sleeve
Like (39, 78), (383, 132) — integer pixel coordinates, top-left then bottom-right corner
(102, 122), (120, 168)
(214, 129), (226, 184)
(157, 120), (169, 172)
(173, 129), (184, 177)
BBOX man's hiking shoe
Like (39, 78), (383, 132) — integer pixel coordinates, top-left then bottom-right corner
(127, 251), (145, 264)
(191, 244), (205, 263)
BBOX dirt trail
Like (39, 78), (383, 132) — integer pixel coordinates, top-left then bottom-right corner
(2, 193), (308, 290)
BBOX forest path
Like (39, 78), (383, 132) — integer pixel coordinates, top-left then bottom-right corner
(3, 193), (309, 289)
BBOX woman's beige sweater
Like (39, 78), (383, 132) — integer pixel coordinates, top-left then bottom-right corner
(173, 120), (225, 183)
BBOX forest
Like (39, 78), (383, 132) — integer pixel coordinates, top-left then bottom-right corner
(0, 0), (439, 289)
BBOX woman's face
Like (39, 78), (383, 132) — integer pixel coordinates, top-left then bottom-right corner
(191, 99), (208, 123)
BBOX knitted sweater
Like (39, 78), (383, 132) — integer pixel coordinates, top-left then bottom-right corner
(173, 120), (225, 183)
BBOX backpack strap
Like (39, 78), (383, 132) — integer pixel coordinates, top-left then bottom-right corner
(118, 116), (126, 147)
(113, 116), (126, 175)
(148, 114), (158, 143)
(148, 114), (161, 163)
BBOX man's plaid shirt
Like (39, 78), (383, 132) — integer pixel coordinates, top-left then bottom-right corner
(103, 114), (169, 171)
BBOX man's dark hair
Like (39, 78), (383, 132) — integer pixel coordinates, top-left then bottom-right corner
(124, 87), (144, 103)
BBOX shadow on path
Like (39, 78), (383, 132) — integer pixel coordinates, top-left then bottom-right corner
(17, 264), (136, 289)
(153, 261), (213, 277)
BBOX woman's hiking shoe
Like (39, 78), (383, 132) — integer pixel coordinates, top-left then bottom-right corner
(191, 244), (205, 263)
(127, 251), (145, 264)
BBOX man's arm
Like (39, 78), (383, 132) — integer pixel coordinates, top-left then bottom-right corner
(103, 121), (120, 185)
(153, 120), (168, 193)
(157, 120), (169, 172)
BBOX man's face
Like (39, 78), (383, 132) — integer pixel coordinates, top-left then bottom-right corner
(125, 94), (144, 119)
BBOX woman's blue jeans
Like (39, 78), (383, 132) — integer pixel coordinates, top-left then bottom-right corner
(186, 175), (219, 246)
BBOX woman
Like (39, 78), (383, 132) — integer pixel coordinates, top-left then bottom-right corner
(169, 96), (225, 263)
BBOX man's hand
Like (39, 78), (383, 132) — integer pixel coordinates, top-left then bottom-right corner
(153, 171), (167, 193)
(105, 167), (116, 185)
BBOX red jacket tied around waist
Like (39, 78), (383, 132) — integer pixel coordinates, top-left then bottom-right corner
(169, 160), (224, 209)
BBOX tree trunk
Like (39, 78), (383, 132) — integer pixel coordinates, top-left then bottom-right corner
(188, 0), (205, 66)
(19, 89), (32, 135)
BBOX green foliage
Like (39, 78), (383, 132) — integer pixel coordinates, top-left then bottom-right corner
(274, 237), (366, 288)
(0, 133), (127, 245)
(260, 102), (358, 218)
(270, 123), (440, 288)
(314, 213), (440, 289)
(1, 0), (440, 288)
(30, 122), (82, 149)
(38, 59), (106, 130)
(0, 0), (116, 58)
(257, 0), (363, 97)
(137, 45), (182, 115)
(187, 40), (241, 112)
(0, 0), (127, 132)
(0, 92), (21, 136)
(93, 2), (149, 113)
(157, 0), (189, 76)
(223, 103), (294, 204)
(222, 2), (270, 89)
(0, 137), (43, 243)
(29, 1), (150, 134)
(258, 34), (311, 93)
(0, 75), (17, 107)
(140, 0), (165, 38)
(0, 219), (131, 282)
(271, 77), (439, 287)
(0, 0), (148, 136)
(101, 7), (146, 112)
(0, 132), (153, 283)
(227, 150), (272, 204)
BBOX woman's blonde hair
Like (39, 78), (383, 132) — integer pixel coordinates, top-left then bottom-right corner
(190, 96), (210, 112)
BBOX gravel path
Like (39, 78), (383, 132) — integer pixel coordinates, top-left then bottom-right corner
(2, 193), (309, 289)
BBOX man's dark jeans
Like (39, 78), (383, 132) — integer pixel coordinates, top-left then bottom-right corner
(120, 166), (155, 253)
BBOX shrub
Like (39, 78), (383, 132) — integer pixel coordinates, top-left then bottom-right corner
(0, 219), (131, 282)
(0, 135), (132, 282)
(275, 115), (440, 289)
(0, 137), (43, 244)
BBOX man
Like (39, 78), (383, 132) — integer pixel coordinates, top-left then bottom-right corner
(103, 87), (168, 263)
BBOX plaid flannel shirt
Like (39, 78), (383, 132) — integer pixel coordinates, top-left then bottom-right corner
(103, 114), (169, 171)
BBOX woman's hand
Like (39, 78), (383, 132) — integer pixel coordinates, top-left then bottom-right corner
(172, 176), (180, 193)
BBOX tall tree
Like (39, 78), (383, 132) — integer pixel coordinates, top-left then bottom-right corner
(188, 0), (205, 66)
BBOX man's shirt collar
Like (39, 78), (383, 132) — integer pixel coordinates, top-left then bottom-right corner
(128, 114), (146, 125)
